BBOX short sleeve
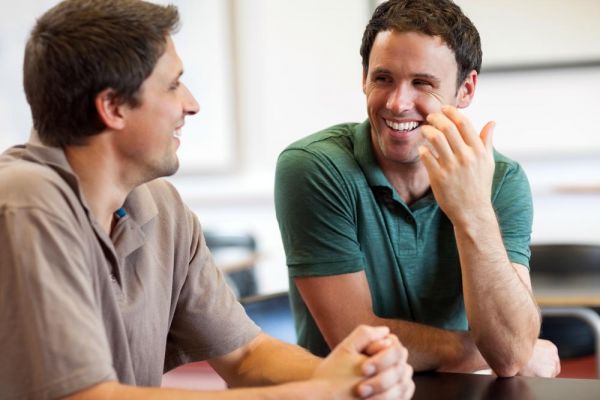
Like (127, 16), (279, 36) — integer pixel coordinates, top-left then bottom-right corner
(492, 160), (534, 268)
(164, 214), (260, 369)
(275, 148), (364, 277)
(0, 208), (116, 399)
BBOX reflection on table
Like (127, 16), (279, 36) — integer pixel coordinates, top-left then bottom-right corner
(414, 372), (600, 400)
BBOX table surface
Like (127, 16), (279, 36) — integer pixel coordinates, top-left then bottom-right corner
(414, 372), (600, 400)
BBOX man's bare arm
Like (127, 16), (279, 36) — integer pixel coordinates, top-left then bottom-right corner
(295, 271), (488, 373)
(420, 106), (541, 376)
(64, 328), (414, 400)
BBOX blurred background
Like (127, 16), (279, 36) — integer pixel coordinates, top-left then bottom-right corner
(1, 0), (599, 297)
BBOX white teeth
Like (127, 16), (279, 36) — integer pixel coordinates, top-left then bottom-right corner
(174, 129), (181, 139)
(385, 120), (419, 132)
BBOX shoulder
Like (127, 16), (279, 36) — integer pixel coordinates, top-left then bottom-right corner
(0, 153), (77, 215)
(491, 150), (532, 208)
(277, 123), (364, 178)
(492, 149), (530, 189)
(138, 179), (201, 240)
(143, 178), (184, 205)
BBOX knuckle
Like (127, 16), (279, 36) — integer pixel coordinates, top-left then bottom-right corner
(356, 324), (370, 335)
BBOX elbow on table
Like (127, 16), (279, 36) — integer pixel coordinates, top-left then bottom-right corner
(479, 338), (534, 378)
(490, 360), (524, 378)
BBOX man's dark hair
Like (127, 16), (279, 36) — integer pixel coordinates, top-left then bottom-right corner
(23, 0), (180, 147)
(360, 0), (482, 88)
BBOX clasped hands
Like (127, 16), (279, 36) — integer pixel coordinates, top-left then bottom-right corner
(314, 325), (414, 399)
(419, 105), (496, 225)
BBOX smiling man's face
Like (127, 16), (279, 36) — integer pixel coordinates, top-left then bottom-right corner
(363, 30), (473, 168)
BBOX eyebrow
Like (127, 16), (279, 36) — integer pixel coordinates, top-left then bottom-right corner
(370, 68), (442, 84)
(171, 70), (184, 83)
(413, 73), (441, 85)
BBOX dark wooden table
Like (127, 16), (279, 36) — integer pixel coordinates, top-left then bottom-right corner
(414, 372), (600, 400)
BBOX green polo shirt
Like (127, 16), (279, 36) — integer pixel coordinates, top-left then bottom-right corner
(275, 120), (533, 357)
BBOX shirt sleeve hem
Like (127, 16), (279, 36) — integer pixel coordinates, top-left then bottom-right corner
(288, 257), (364, 277)
(508, 252), (530, 269)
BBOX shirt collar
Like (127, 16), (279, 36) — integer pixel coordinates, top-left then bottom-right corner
(353, 119), (392, 189)
(18, 138), (158, 229)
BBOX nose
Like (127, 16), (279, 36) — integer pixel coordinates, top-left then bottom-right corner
(386, 83), (414, 114)
(182, 84), (200, 116)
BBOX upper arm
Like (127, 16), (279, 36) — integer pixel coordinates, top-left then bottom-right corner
(167, 218), (260, 365)
(295, 271), (379, 349)
(0, 207), (116, 398)
(275, 149), (363, 275)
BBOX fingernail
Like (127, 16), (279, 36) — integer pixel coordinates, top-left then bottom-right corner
(359, 385), (373, 397)
(363, 364), (376, 376)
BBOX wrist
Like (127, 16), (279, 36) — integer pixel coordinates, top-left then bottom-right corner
(451, 204), (497, 238)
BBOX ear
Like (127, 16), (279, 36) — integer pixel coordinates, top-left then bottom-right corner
(94, 88), (126, 130)
(362, 67), (368, 95)
(456, 70), (477, 109)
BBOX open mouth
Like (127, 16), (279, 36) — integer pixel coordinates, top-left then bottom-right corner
(173, 128), (182, 139)
(384, 119), (421, 133)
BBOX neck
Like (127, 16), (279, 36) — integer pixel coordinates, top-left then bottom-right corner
(64, 140), (131, 235)
(377, 157), (431, 206)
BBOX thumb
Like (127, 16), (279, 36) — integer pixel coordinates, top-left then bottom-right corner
(481, 121), (495, 152)
(343, 325), (390, 353)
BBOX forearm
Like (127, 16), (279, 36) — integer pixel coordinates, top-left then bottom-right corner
(223, 335), (321, 387)
(64, 380), (331, 400)
(454, 208), (540, 376)
(374, 317), (487, 373)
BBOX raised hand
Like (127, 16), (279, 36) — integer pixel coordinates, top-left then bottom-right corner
(418, 105), (496, 226)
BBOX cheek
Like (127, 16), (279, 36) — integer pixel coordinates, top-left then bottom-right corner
(417, 91), (445, 115)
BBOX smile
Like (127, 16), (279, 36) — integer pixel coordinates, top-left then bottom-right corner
(384, 119), (420, 132)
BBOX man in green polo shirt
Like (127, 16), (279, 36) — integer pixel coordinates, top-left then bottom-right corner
(275, 0), (560, 377)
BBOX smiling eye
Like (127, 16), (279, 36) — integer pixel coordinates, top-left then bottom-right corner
(414, 79), (432, 87)
(373, 75), (392, 84)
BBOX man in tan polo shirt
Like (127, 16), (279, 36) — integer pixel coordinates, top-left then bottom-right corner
(0, 1), (414, 399)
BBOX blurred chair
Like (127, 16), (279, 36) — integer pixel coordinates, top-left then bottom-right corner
(240, 291), (296, 343)
(204, 230), (259, 298)
(530, 244), (600, 378)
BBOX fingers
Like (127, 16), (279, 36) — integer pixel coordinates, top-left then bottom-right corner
(425, 106), (494, 156)
(438, 105), (481, 149)
(356, 334), (413, 399)
(480, 120), (495, 153)
(361, 335), (407, 374)
(344, 325), (391, 354)
(419, 146), (440, 171)
(425, 109), (469, 155)
(356, 359), (414, 400)
(421, 125), (454, 167)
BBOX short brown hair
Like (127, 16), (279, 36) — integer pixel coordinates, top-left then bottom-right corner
(23, 0), (180, 147)
(360, 0), (482, 88)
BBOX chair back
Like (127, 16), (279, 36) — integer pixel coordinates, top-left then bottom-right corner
(530, 244), (600, 275)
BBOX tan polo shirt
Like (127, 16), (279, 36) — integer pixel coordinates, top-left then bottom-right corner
(0, 142), (260, 399)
